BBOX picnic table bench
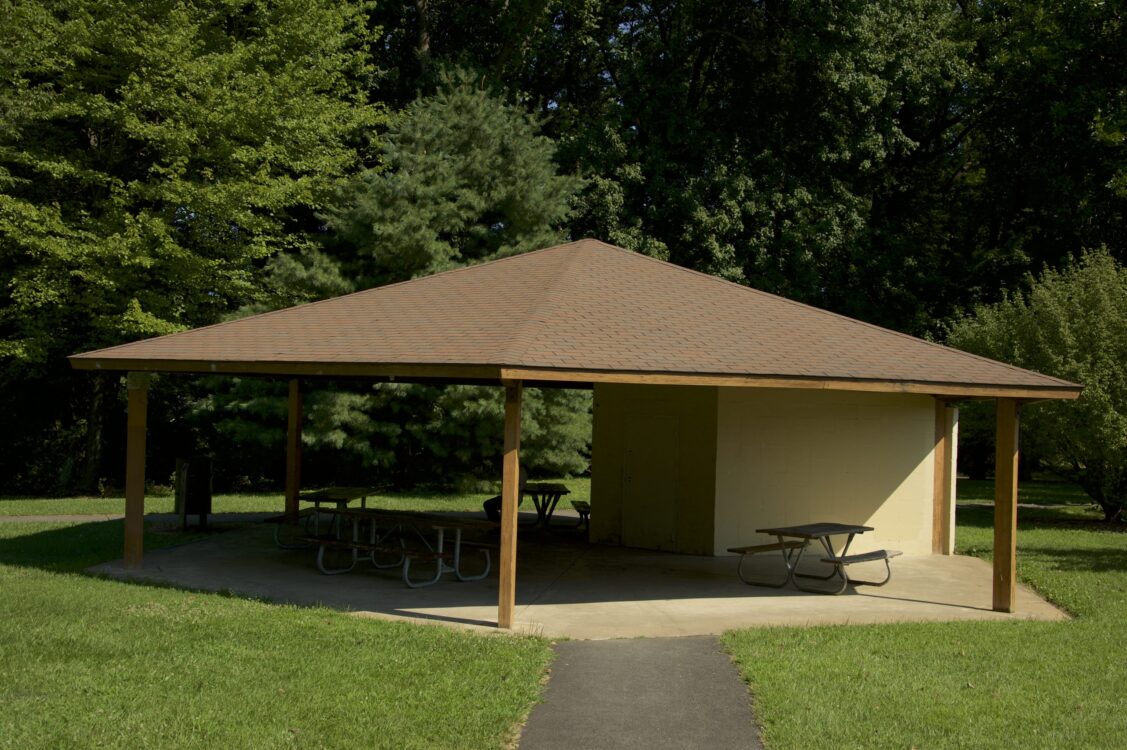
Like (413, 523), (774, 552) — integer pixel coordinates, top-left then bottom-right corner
(571, 500), (591, 533)
(727, 540), (806, 587)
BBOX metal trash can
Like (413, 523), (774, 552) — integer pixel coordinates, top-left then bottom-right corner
(174, 455), (213, 530)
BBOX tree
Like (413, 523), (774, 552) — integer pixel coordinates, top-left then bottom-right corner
(508, 0), (980, 331)
(196, 71), (591, 490)
(326, 67), (584, 286)
(948, 251), (1127, 521)
(0, 0), (384, 492)
(366, 0), (1125, 338)
(959, 0), (1126, 285)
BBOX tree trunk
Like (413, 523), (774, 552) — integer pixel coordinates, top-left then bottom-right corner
(74, 375), (108, 494)
(416, 0), (431, 74)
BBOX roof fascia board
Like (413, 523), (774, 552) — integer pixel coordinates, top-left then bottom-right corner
(67, 357), (1082, 400)
(499, 367), (1083, 401)
(68, 357), (503, 381)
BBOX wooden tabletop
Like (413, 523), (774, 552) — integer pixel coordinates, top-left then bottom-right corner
(524, 483), (570, 495)
(756, 522), (873, 539)
(319, 506), (500, 530)
(299, 486), (383, 502)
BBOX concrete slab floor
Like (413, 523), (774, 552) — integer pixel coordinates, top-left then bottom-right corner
(88, 522), (1067, 639)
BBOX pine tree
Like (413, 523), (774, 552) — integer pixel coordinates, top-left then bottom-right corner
(327, 67), (584, 285)
(198, 69), (591, 490)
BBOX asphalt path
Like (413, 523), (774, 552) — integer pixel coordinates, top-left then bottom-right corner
(519, 636), (763, 749)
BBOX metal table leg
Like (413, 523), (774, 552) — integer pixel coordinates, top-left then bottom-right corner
(453, 527), (491, 581)
(792, 533), (854, 594)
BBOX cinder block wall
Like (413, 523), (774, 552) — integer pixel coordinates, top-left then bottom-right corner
(590, 383), (718, 554)
(591, 384), (944, 557)
(713, 389), (938, 556)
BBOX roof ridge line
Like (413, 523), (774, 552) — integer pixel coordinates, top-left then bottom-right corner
(71, 239), (586, 360)
(602, 243), (1079, 389)
(494, 243), (588, 366)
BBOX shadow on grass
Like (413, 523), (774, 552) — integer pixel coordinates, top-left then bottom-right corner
(957, 507), (1127, 575)
(956, 505), (1119, 531)
(1021, 546), (1127, 574)
(0, 520), (203, 574)
(957, 478), (1092, 506)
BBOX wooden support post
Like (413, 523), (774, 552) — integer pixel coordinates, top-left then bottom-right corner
(932, 399), (954, 554)
(497, 381), (523, 629)
(993, 398), (1020, 612)
(285, 378), (303, 518)
(124, 373), (150, 569)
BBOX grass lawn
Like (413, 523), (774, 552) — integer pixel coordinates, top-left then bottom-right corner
(0, 477), (591, 517)
(722, 480), (1127, 749)
(957, 477), (1093, 507)
(0, 520), (553, 749)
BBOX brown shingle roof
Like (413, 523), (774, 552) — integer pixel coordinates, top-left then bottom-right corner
(69, 239), (1080, 398)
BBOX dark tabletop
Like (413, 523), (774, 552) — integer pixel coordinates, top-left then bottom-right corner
(320, 506), (499, 530)
(524, 483), (571, 495)
(299, 486), (383, 502)
(755, 522), (873, 539)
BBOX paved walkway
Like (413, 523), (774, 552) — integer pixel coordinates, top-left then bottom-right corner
(519, 636), (762, 749)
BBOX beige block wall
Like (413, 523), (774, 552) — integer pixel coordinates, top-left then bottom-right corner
(713, 389), (938, 556)
(945, 406), (960, 554)
(590, 383), (718, 555)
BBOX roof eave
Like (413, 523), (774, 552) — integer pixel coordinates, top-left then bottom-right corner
(497, 367), (1082, 401)
(68, 355), (505, 383)
(68, 356), (1083, 400)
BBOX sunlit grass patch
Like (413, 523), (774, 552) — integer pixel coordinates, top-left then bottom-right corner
(0, 521), (553, 749)
(723, 487), (1127, 749)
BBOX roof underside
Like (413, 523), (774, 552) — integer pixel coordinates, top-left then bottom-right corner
(70, 239), (1081, 400)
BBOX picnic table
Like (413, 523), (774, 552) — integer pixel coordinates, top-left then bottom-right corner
(524, 483), (571, 527)
(308, 507), (498, 588)
(729, 522), (900, 595)
(270, 486), (383, 548)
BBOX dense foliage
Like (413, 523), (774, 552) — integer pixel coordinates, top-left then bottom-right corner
(948, 252), (1127, 520)
(194, 73), (590, 489)
(0, 0), (382, 491)
(327, 67), (585, 285)
(0, 0), (1123, 493)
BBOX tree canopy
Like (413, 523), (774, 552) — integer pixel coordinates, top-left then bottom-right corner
(327, 68), (584, 285)
(0, 0), (1123, 494)
(0, 0), (382, 490)
(195, 72), (590, 490)
(948, 252), (1127, 520)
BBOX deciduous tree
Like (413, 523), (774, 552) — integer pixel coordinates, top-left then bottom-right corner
(0, 0), (383, 491)
(948, 251), (1127, 521)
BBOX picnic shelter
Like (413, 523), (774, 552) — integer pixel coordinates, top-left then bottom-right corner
(69, 239), (1082, 628)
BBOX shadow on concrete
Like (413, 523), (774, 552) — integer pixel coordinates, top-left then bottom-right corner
(85, 519), (1067, 638)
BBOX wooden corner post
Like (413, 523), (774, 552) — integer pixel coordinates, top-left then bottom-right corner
(498, 381), (523, 629)
(285, 378), (303, 518)
(932, 399), (955, 554)
(993, 398), (1020, 612)
(124, 373), (151, 569)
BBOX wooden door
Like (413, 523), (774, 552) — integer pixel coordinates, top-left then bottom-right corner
(622, 414), (678, 551)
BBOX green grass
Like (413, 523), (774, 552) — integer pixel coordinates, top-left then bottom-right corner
(0, 477), (592, 517)
(722, 481), (1127, 749)
(0, 521), (553, 749)
(956, 477), (1093, 507)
